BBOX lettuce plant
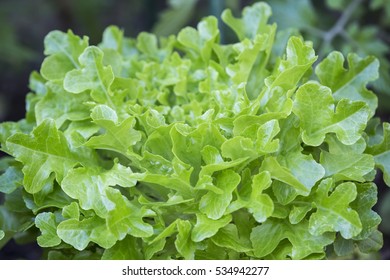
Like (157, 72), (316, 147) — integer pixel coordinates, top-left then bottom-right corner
(0, 3), (388, 259)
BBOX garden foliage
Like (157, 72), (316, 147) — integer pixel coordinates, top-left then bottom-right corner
(0, 2), (388, 259)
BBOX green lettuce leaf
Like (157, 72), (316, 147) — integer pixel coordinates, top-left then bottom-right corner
(251, 219), (335, 259)
(57, 216), (117, 250)
(5, 120), (93, 193)
(309, 179), (362, 239)
(316, 52), (379, 117)
(35, 212), (61, 247)
(293, 81), (370, 146)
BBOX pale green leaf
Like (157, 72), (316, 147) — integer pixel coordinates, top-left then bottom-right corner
(106, 188), (154, 239)
(62, 163), (137, 218)
(100, 25), (124, 52)
(309, 179), (362, 239)
(316, 52), (379, 117)
(136, 32), (159, 58)
(191, 214), (231, 242)
(43, 30), (88, 69)
(351, 183), (381, 239)
(35, 212), (61, 247)
(221, 136), (254, 160)
(260, 157), (310, 196)
(268, 0), (316, 30)
(255, 37), (316, 114)
(62, 202), (80, 220)
(333, 235), (354, 256)
(35, 81), (91, 127)
(285, 151), (324, 190)
(199, 169), (240, 220)
(211, 224), (251, 252)
(226, 30), (275, 98)
(57, 216), (117, 250)
(251, 219), (334, 259)
(0, 166), (23, 194)
(222, 2), (272, 40)
(62, 167), (115, 219)
(320, 151), (374, 182)
(171, 123), (225, 182)
(41, 54), (75, 80)
(293, 81), (370, 146)
(6, 120), (90, 194)
(175, 220), (197, 259)
(102, 236), (143, 260)
(289, 205), (312, 224)
(357, 229), (383, 254)
(177, 16), (219, 61)
(63, 46), (115, 105)
(145, 220), (178, 259)
(229, 171), (274, 223)
(86, 105), (142, 154)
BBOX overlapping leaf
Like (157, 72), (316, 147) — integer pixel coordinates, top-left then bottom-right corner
(64, 47), (116, 106)
(251, 219), (335, 259)
(41, 30), (88, 80)
(35, 212), (61, 247)
(293, 81), (370, 146)
(309, 179), (362, 239)
(86, 105), (142, 154)
(5, 119), (93, 193)
(316, 52), (379, 116)
(61, 163), (137, 218)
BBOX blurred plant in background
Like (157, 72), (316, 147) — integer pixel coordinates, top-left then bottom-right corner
(0, 0), (389, 259)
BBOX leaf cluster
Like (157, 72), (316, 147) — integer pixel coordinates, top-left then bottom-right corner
(0, 2), (388, 259)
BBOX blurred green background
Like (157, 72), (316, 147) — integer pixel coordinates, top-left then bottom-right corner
(0, 0), (389, 259)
